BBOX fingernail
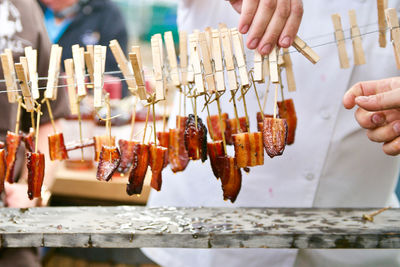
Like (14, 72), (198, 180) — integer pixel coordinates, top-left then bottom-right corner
(393, 122), (400, 134)
(248, 38), (259, 49)
(356, 96), (372, 102)
(280, 36), (291, 47)
(372, 114), (385, 125)
(260, 44), (272, 55)
(240, 24), (249, 34)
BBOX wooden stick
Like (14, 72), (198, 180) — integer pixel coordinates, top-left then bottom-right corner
(130, 96), (138, 140)
(377, 0), (388, 48)
(152, 100), (157, 145)
(31, 111), (35, 132)
(362, 206), (390, 222)
(45, 99), (57, 133)
(273, 84), (279, 119)
(250, 72), (264, 120)
(349, 9), (366, 65)
(163, 98), (167, 132)
(262, 78), (271, 112)
(240, 86), (250, 132)
(216, 94), (227, 152)
(35, 104), (41, 153)
(105, 93), (112, 146)
(76, 99), (84, 161)
(142, 105), (151, 144)
(15, 97), (22, 133)
(331, 14), (350, 69)
(194, 96), (198, 129)
(231, 90), (242, 134)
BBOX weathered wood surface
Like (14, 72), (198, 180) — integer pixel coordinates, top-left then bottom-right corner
(0, 207), (399, 249)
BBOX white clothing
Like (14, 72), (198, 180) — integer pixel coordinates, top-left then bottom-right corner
(143, 1), (400, 266)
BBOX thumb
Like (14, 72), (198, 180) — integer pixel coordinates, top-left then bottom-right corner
(355, 88), (400, 111)
(229, 0), (243, 14)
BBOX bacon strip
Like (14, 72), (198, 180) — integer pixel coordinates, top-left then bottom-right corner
(207, 141), (225, 179)
(168, 128), (189, 173)
(118, 139), (139, 174)
(233, 132), (264, 168)
(5, 131), (22, 183)
(0, 149), (5, 194)
(127, 143), (149, 195)
(229, 117), (248, 135)
(262, 118), (288, 158)
(23, 128), (35, 152)
(256, 112), (273, 131)
(278, 99), (297, 145)
(149, 145), (167, 191)
(96, 146), (121, 181)
(48, 133), (68, 161)
(184, 114), (208, 162)
(157, 132), (169, 167)
(27, 152), (45, 200)
(93, 135), (116, 162)
(217, 156), (242, 203)
(207, 113), (233, 145)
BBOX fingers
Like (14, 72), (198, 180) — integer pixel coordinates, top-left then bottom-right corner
(343, 80), (381, 109)
(279, 0), (303, 47)
(366, 120), (400, 143)
(238, 0), (260, 34)
(383, 136), (400, 156)
(229, 0), (243, 14)
(354, 108), (386, 129)
(245, 0), (276, 49)
(355, 88), (400, 111)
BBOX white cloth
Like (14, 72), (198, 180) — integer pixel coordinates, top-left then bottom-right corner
(143, 0), (400, 266)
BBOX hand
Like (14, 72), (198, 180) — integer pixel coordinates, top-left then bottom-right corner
(343, 77), (400, 155)
(229, 0), (304, 55)
(3, 182), (38, 208)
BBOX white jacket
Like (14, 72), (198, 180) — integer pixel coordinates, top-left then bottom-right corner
(143, 1), (400, 266)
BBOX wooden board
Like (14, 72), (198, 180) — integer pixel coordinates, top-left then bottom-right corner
(0, 207), (398, 248)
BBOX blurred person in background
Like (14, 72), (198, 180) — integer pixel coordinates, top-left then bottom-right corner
(0, 0), (69, 266)
(38, 0), (129, 97)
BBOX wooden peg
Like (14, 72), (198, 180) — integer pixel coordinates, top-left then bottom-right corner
(109, 39), (136, 90)
(151, 35), (165, 100)
(179, 31), (189, 86)
(231, 28), (249, 87)
(64, 59), (78, 115)
(164, 31), (180, 87)
(19, 56), (29, 78)
(269, 46), (279, 84)
(84, 51), (94, 83)
(189, 33), (205, 95)
(253, 50), (264, 82)
(129, 52), (147, 100)
(385, 8), (400, 69)
(0, 49), (18, 103)
(15, 62), (34, 112)
(349, 10), (366, 65)
(211, 29), (225, 92)
(93, 45), (104, 108)
(282, 48), (296, 92)
(72, 45), (87, 97)
(24, 47), (40, 100)
(220, 27), (238, 90)
(45, 44), (63, 100)
(263, 55), (270, 79)
(331, 14), (350, 69)
(187, 33), (195, 84)
(199, 31), (216, 93)
(377, 0), (388, 48)
(204, 27), (213, 51)
(292, 36), (320, 64)
(131, 46), (143, 69)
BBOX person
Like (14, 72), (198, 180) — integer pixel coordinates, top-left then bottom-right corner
(142, 0), (400, 266)
(344, 77), (400, 156)
(0, 0), (69, 266)
(38, 0), (129, 96)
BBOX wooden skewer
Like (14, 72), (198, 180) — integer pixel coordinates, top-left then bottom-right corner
(362, 206), (390, 222)
(262, 78), (271, 112)
(15, 96), (22, 134)
(230, 90), (242, 134)
(105, 93), (112, 147)
(250, 72), (264, 120)
(45, 98), (57, 133)
(76, 98), (84, 161)
(240, 86), (250, 133)
(152, 98), (157, 145)
(31, 111), (35, 132)
(142, 105), (151, 144)
(163, 98), (167, 132)
(273, 84), (279, 119)
(216, 93), (227, 153)
(194, 96), (198, 130)
(34, 104), (41, 154)
(129, 96), (138, 141)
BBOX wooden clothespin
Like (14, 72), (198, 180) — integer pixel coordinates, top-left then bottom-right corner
(377, 0), (388, 48)
(220, 27), (238, 90)
(211, 29), (225, 92)
(187, 33), (195, 84)
(179, 30), (189, 86)
(164, 31), (181, 87)
(45, 44), (63, 100)
(231, 28), (249, 87)
(84, 45), (94, 84)
(282, 48), (296, 92)
(385, 8), (400, 69)
(64, 59), (78, 115)
(109, 39), (136, 91)
(204, 27), (213, 51)
(24, 47), (39, 100)
(268, 46), (279, 84)
(253, 51), (264, 82)
(19, 56), (29, 78)
(331, 14), (350, 69)
(199, 31), (216, 93)
(0, 49), (18, 103)
(93, 45), (105, 108)
(188, 33), (205, 95)
(129, 48), (147, 100)
(151, 34), (165, 100)
(72, 44), (87, 97)
(14, 61), (34, 111)
(348, 10), (366, 65)
(292, 36), (320, 64)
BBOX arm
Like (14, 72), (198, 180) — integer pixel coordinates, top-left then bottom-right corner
(228, 0), (303, 54)
(343, 77), (400, 156)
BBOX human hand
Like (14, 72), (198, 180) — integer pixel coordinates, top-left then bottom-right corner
(228, 0), (304, 55)
(3, 182), (38, 208)
(343, 77), (400, 155)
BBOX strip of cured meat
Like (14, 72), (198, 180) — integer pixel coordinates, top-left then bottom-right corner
(207, 113), (233, 145)
(229, 117), (248, 135)
(48, 133), (69, 161)
(5, 131), (22, 183)
(256, 112), (273, 132)
(262, 117), (288, 158)
(207, 141), (225, 179)
(149, 144), (167, 191)
(127, 143), (149, 195)
(184, 114), (207, 162)
(93, 135), (115, 162)
(277, 99), (297, 145)
(23, 128), (35, 152)
(157, 132), (169, 167)
(168, 128), (189, 173)
(217, 156), (242, 203)
(27, 152), (45, 200)
(0, 149), (5, 194)
(233, 132), (264, 168)
(118, 139), (139, 174)
(96, 146), (121, 181)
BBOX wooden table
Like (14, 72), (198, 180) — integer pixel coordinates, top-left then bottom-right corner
(52, 164), (150, 204)
(0, 207), (399, 249)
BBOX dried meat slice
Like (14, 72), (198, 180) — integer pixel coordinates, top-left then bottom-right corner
(0, 149), (5, 194)
(229, 117), (248, 135)
(27, 152), (45, 200)
(23, 128), (35, 152)
(168, 128), (189, 173)
(207, 113), (233, 145)
(207, 141), (225, 179)
(233, 132), (264, 168)
(127, 143), (149, 195)
(256, 113), (273, 131)
(184, 114), (208, 162)
(278, 99), (297, 145)
(48, 133), (69, 161)
(96, 146), (121, 181)
(157, 131), (170, 167)
(5, 131), (23, 183)
(262, 118), (288, 158)
(149, 145), (167, 191)
(118, 139), (139, 174)
(93, 135), (116, 162)
(217, 156), (242, 203)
